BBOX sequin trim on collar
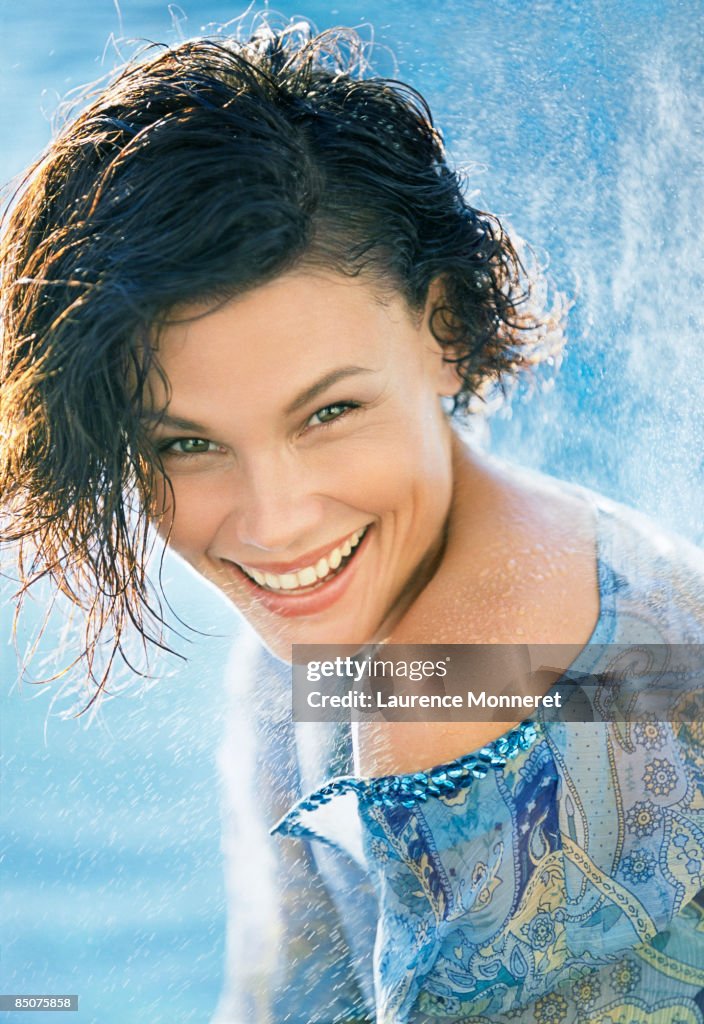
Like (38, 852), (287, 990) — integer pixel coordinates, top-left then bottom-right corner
(271, 720), (538, 837)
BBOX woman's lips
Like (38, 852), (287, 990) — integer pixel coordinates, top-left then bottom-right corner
(223, 525), (372, 618)
(238, 526), (366, 589)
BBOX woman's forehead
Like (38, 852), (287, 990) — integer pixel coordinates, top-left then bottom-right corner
(155, 272), (415, 368)
(146, 271), (424, 420)
(161, 269), (410, 329)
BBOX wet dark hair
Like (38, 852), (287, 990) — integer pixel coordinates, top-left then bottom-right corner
(0, 22), (562, 703)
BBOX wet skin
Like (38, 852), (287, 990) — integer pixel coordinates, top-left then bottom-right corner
(147, 270), (600, 775)
(148, 271), (462, 656)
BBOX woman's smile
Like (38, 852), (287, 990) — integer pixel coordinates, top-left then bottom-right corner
(232, 524), (369, 591)
(148, 270), (461, 658)
(222, 524), (373, 618)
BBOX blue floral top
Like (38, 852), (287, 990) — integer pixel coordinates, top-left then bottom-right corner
(212, 483), (704, 1024)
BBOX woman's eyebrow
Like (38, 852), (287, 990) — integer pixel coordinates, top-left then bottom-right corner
(285, 365), (375, 415)
(142, 366), (375, 431)
(142, 411), (210, 432)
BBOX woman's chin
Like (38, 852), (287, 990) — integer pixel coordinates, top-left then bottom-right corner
(245, 616), (378, 664)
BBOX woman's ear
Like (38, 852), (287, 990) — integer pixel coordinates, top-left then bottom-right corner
(423, 277), (464, 398)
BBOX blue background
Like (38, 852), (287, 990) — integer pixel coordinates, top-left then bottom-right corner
(1, 1), (703, 1021)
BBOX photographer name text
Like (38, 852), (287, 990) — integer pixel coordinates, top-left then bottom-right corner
(306, 690), (562, 710)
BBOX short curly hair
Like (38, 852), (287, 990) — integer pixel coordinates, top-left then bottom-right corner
(0, 22), (563, 703)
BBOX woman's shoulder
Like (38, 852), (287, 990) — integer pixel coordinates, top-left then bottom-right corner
(454, 448), (704, 643)
(540, 471), (704, 644)
(394, 444), (704, 646)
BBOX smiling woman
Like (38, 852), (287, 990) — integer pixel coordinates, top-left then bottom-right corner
(148, 272), (459, 651)
(0, 24), (548, 696)
(2, 19), (704, 1024)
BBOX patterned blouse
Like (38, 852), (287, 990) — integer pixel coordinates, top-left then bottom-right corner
(212, 482), (704, 1024)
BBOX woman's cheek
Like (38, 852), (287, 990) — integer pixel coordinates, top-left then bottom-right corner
(160, 474), (231, 560)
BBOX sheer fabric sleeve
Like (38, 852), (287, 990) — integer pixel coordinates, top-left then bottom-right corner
(211, 629), (372, 1024)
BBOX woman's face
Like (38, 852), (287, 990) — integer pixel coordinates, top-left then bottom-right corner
(148, 270), (460, 659)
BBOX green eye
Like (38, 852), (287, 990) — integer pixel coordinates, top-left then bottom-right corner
(308, 403), (356, 427)
(163, 437), (217, 455)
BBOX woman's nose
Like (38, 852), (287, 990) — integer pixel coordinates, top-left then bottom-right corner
(231, 453), (323, 553)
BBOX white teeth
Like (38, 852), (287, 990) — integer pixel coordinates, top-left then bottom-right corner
(239, 526), (367, 592)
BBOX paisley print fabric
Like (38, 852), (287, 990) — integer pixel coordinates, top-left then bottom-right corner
(271, 486), (704, 1023)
